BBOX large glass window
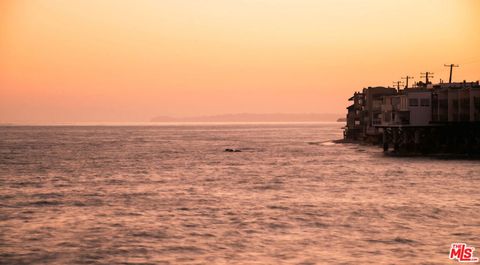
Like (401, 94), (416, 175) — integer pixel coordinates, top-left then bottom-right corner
(420, 98), (430, 107)
(409, 98), (418, 107)
(392, 97), (400, 105)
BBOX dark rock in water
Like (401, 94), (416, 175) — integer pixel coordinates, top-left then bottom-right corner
(393, 237), (416, 244)
(224, 148), (241, 152)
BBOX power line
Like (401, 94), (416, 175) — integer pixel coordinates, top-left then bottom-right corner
(420, 72), (434, 85)
(460, 56), (480, 65)
(444, 64), (459, 83)
(401, 75), (414, 88)
(392, 81), (404, 91)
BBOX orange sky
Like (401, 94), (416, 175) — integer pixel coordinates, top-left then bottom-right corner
(1, 0), (479, 123)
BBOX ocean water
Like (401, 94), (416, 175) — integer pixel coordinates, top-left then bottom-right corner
(0, 123), (479, 265)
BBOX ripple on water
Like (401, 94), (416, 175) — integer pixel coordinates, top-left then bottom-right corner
(0, 124), (479, 265)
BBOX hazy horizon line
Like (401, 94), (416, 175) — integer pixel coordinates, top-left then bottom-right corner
(0, 112), (345, 125)
(0, 121), (344, 127)
(150, 112), (344, 122)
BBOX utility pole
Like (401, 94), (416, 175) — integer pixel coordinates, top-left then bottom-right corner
(401, 76), (414, 89)
(444, 64), (459, 83)
(420, 72), (434, 85)
(392, 81), (404, 91)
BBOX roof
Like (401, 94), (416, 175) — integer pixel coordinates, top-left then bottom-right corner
(348, 92), (364, 101)
(433, 81), (480, 89)
(403, 88), (432, 94)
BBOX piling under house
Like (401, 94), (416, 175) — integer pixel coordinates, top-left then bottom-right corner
(343, 80), (480, 155)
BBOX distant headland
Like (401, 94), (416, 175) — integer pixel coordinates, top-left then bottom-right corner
(150, 113), (343, 123)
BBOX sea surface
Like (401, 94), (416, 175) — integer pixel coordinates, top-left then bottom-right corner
(0, 123), (479, 265)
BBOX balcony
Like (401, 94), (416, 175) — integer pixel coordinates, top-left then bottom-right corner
(372, 118), (382, 125)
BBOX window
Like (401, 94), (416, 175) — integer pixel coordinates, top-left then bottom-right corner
(475, 97), (480, 121)
(420, 98), (430, 107)
(392, 97), (400, 105)
(409, 98), (419, 107)
(475, 97), (480, 109)
(453, 99), (459, 108)
(384, 113), (391, 122)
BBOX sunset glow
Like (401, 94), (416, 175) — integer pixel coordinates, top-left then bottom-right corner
(1, 0), (479, 123)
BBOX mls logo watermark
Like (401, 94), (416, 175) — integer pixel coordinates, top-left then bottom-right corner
(449, 243), (479, 263)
